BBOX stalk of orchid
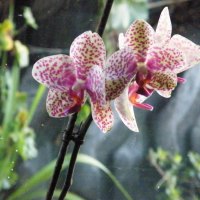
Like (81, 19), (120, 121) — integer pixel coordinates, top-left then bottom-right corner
(33, 0), (114, 199)
(32, 4), (200, 200)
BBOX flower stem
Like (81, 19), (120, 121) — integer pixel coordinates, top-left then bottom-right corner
(96, 0), (114, 36)
(58, 114), (92, 199)
(46, 0), (114, 199)
(58, 0), (114, 198)
(46, 113), (77, 200)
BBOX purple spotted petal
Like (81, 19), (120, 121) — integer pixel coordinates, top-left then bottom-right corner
(146, 46), (185, 73)
(70, 31), (106, 80)
(85, 65), (106, 107)
(147, 71), (177, 91)
(91, 102), (114, 133)
(124, 20), (154, 61)
(32, 55), (76, 91)
(114, 88), (139, 132)
(105, 48), (137, 101)
(155, 7), (172, 47)
(46, 88), (84, 117)
(168, 34), (200, 72)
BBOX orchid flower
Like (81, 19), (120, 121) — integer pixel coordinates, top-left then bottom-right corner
(32, 31), (137, 133)
(116, 7), (200, 132)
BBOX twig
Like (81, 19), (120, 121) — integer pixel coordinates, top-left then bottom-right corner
(58, 0), (114, 199)
(150, 160), (165, 177)
(58, 114), (92, 199)
(46, 0), (114, 199)
(96, 0), (114, 36)
(46, 113), (77, 200)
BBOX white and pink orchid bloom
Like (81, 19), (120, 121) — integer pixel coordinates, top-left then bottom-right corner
(32, 31), (137, 133)
(116, 7), (200, 132)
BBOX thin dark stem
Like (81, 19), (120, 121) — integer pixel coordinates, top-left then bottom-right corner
(47, 0), (114, 198)
(58, 145), (79, 200)
(96, 0), (114, 36)
(59, 0), (114, 198)
(58, 114), (93, 199)
(46, 113), (77, 200)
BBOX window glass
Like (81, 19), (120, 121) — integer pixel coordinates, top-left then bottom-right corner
(0, 1), (200, 200)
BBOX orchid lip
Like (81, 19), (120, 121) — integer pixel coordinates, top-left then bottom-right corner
(136, 87), (153, 97)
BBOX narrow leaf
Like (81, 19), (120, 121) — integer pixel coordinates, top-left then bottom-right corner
(8, 154), (133, 200)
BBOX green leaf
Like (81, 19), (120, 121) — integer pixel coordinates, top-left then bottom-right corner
(26, 84), (46, 125)
(15, 92), (27, 105)
(8, 154), (133, 200)
(1, 171), (18, 190)
(19, 189), (85, 200)
(2, 62), (19, 135)
(7, 157), (62, 200)
(0, 149), (18, 190)
(77, 154), (133, 200)
(23, 7), (38, 29)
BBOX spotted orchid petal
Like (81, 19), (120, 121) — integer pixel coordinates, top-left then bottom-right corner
(114, 87), (139, 132)
(124, 20), (154, 60)
(91, 102), (114, 133)
(118, 33), (125, 49)
(105, 48), (137, 101)
(85, 65), (106, 107)
(146, 46), (185, 73)
(147, 71), (177, 91)
(155, 7), (172, 47)
(46, 88), (85, 117)
(32, 55), (76, 91)
(70, 31), (106, 80)
(157, 90), (172, 98)
(168, 34), (200, 73)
